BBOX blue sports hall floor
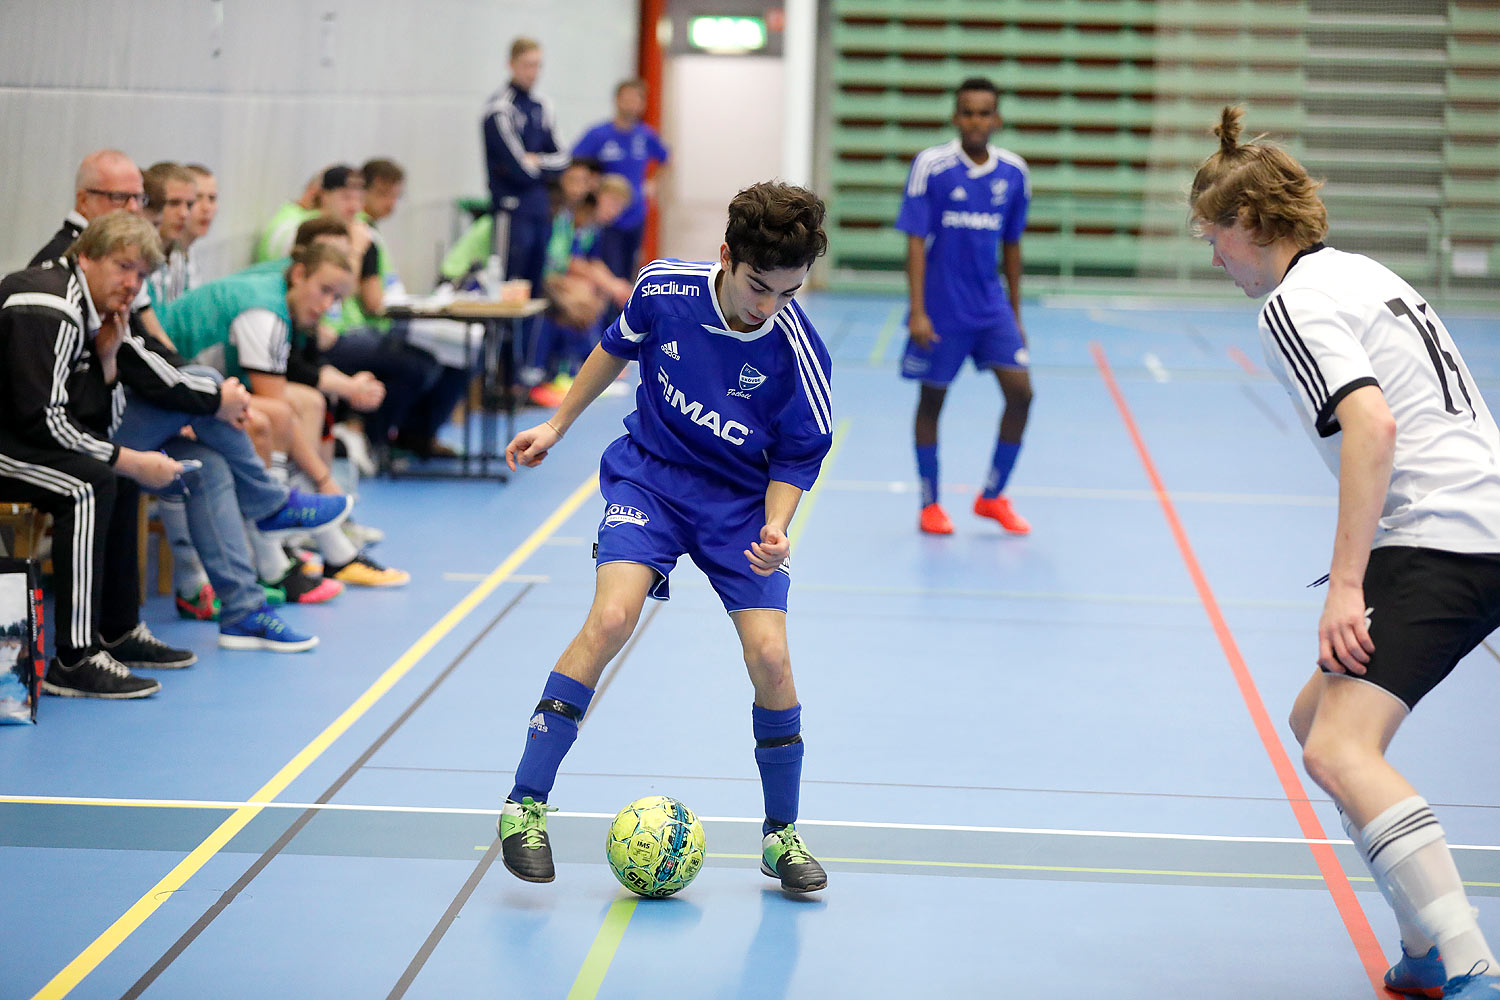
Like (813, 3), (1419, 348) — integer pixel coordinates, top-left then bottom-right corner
(4, 292), (1500, 999)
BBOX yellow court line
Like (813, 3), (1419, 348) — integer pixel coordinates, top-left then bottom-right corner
(867, 303), (906, 367)
(31, 472), (601, 1000)
(566, 419), (851, 1000)
(788, 418), (852, 550)
(566, 899), (639, 1000)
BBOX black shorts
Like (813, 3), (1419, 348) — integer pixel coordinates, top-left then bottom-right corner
(1332, 545), (1500, 709)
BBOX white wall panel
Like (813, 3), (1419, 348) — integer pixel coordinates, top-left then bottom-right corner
(0, 0), (638, 286)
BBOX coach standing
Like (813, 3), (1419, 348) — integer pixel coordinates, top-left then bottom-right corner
(481, 37), (571, 297)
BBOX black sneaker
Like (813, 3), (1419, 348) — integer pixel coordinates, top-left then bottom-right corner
(42, 651), (162, 699)
(760, 824), (828, 893)
(498, 797), (557, 883)
(101, 622), (197, 669)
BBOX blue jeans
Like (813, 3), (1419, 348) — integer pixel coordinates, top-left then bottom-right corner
(114, 367), (287, 520)
(114, 369), (286, 624)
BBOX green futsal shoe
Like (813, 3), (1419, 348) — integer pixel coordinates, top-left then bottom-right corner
(499, 797), (558, 883)
(760, 824), (828, 893)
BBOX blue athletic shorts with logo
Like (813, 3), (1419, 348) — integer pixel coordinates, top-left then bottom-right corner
(900, 307), (1028, 386)
(595, 435), (790, 613)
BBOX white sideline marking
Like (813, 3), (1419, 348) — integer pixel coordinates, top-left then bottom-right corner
(820, 480), (1337, 507)
(4, 794), (1498, 851)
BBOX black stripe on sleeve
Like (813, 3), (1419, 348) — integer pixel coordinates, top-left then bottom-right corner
(1314, 376), (1380, 438)
(1263, 305), (1323, 415)
(1268, 295), (1331, 405)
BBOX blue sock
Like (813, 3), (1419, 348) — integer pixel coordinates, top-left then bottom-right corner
(509, 672), (594, 803)
(981, 440), (1021, 499)
(916, 444), (939, 507)
(753, 703), (803, 835)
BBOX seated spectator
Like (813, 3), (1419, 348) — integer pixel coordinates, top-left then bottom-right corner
(527, 167), (636, 407)
(142, 161), (197, 308)
(125, 175), (349, 617)
(160, 245), (409, 588)
(253, 168), (330, 263)
(182, 163), (218, 286)
(310, 164), (449, 461)
(0, 215), (343, 696)
(32, 149), (182, 359)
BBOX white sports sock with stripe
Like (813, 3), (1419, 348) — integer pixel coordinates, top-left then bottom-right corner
(1364, 797), (1495, 979)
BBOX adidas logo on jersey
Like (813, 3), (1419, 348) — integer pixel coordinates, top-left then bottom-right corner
(656, 369), (753, 445)
(528, 712), (548, 733)
(949, 187), (968, 201)
(639, 280), (699, 297)
(661, 340), (681, 361)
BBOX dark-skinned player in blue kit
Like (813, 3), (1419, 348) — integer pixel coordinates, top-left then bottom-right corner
(899, 77), (1034, 536)
(497, 181), (834, 894)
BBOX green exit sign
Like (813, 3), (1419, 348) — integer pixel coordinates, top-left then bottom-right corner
(688, 16), (767, 53)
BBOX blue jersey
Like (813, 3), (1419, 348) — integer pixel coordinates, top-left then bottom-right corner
(895, 139), (1030, 334)
(572, 121), (670, 233)
(599, 259), (834, 494)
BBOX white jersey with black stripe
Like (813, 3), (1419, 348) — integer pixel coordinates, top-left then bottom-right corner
(1259, 245), (1500, 554)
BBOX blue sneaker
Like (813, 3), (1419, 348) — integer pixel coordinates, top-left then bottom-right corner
(254, 490), (353, 536)
(219, 605), (319, 652)
(1444, 963), (1500, 999)
(1387, 947), (1446, 998)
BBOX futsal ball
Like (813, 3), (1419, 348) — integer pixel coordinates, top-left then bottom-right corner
(605, 795), (706, 898)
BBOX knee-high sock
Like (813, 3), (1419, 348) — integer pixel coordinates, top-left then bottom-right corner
(980, 439), (1022, 499)
(245, 521), (292, 583)
(753, 703), (803, 835)
(510, 672), (594, 803)
(159, 496), (210, 596)
(1340, 808), (1435, 956)
(1364, 797), (1496, 978)
(916, 445), (939, 508)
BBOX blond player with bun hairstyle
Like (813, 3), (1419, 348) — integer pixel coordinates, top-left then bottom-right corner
(1193, 106), (1500, 999)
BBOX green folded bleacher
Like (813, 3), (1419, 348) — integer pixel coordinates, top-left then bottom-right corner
(822, 0), (1500, 301)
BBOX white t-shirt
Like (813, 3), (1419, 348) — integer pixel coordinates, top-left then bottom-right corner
(1260, 245), (1500, 554)
(228, 308), (290, 374)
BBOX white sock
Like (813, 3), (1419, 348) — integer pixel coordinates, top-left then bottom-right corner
(1364, 797), (1496, 979)
(315, 523), (359, 567)
(1340, 807), (1436, 957)
(159, 497), (210, 597)
(269, 451), (290, 488)
(246, 522), (292, 582)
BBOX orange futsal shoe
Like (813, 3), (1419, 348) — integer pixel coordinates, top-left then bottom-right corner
(974, 495), (1031, 535)
(919, 503), (954, 535)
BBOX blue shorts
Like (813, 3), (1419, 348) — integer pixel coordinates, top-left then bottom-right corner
(595, 436), (790, 613)
(900, 309), (1028, 386)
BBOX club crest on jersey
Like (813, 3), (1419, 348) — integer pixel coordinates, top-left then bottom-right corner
(991, 178), (1009, 205)
(603, 504), (650, 528)
(727, 363), (766, 399)
(661, 340), (681, 361)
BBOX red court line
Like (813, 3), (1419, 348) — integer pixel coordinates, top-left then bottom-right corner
(1227, 344), (1260, 375)
(1091, 341), (1388, 995)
